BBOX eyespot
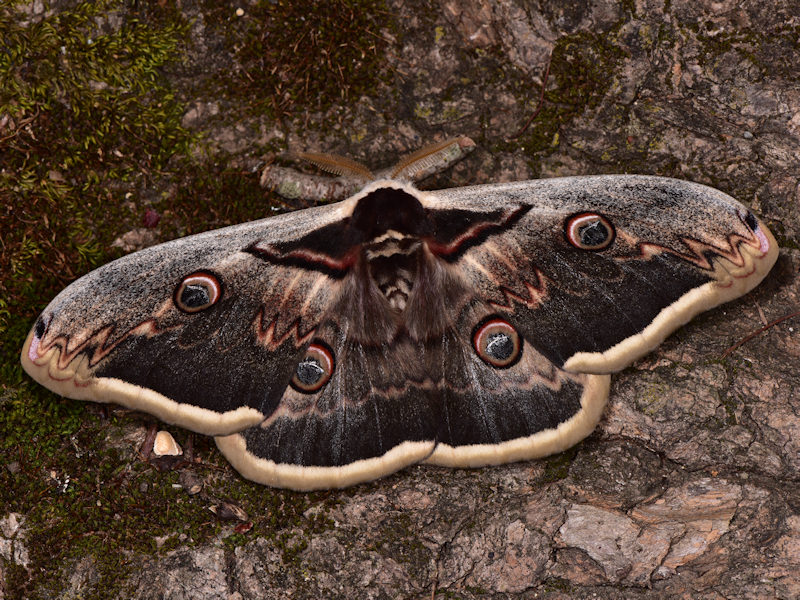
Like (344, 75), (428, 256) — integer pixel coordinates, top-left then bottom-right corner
(290, 342), (335, 393)
(472, 317), (522, 368)
(565, 213), (615, 250)
(174, 271), (222, 313)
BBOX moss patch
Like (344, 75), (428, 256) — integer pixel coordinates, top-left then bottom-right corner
(0, 1), (220, 597)
(692, 21), (800, 78)
(541, 446), (579, 483)
(197, 0), (396, 120)
(0, 1), (352, 595)
(155, 164), (285, 240)
(0, 0), (193, 379)
(1, 389), (339, 598)
(496, 30), (627, 169)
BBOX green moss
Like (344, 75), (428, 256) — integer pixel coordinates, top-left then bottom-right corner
(637, 23), (656, 51)
(0, 2), (213, 597)
(692, 19), (800, 79)
(770, 221), (800, 250)
(541, 447), (579, 483)
(0, 404), (211, 597)
(636, 382), (672, 416)
(542, 577), (574, 592)
(495, 30), (627, 168)
(0, 386), (85, 458)
(158, 166), (281, 240)
(1, 392), (340, 597)
(212, 468), (338, 567)
(721, 395), (739, 425)
(0, 0), (194, 379)
(197, 0), (396, 120)
(414, 102), (434, 119)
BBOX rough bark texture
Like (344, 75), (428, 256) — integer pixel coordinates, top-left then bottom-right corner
(2, 0), (799, 598)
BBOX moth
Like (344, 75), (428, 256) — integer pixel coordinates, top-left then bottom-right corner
(21, 139), (778, 490)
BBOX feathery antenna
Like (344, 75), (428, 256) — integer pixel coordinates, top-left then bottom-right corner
(390, 137), (474, 181)
(294, 151), (374, 181)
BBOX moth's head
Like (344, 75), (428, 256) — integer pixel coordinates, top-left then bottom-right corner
(347, 180), (431, 239)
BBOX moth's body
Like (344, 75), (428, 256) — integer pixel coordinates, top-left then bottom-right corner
(22, 156), (778, 490)
(365, 231), (420, 311)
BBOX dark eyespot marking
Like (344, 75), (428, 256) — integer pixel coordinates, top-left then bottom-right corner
(174, 271), (222, 313)
(290, 342), (335, 393)
(472, 317), (522, 368)
(744, 211), (759, 232)
(565, 213), (615, 250)
(34, 316), (47, 339)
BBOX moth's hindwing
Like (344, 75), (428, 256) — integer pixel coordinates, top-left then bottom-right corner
(22, 175), (778, 489)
